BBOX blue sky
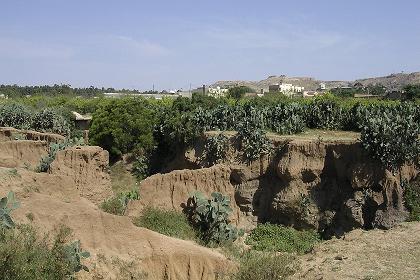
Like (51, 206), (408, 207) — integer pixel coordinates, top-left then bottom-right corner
(1, 0), (420, 90)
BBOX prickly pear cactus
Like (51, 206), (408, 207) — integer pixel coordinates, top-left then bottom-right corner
(0, 191), (20, 229)
(186, 191), (242, 244)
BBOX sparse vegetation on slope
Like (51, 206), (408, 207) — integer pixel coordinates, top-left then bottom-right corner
(100, 188), (139, 215)
(233, 252), (297, 280)
(246, 223), (320, 254)
(134, 207), (196, 240)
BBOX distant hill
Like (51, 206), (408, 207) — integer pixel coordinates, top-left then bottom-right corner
(211, 72), (420, 92)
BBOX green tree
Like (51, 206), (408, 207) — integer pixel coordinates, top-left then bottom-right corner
(403, 84), (420, 100)
(89, 98), (157, 161)
(228, 86), (253, 100)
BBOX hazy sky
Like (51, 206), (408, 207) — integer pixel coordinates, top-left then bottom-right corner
(1, 0), (420, 90)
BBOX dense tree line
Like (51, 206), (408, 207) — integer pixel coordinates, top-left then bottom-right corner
(0, 84), (154, 98)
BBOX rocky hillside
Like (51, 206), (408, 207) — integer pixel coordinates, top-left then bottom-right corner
(211, 72), (420, 91)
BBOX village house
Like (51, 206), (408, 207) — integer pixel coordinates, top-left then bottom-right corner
(207, 86), (229, 98)
(268, 83), (304, 97)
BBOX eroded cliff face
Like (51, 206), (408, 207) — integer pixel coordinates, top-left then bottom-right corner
(156, 136), (418, 237)
(49, 146), (113, 204)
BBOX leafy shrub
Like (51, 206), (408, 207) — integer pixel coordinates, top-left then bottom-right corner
(246, 223), (319, 254)
(201, 133), (229, 166)
(89, 98), (157, 161)
(403, 84), (420, 100)
(236, 121), (272, 162)
(267, 102), (306, 134)
(0, 103), (32, 129)
(0, 191), (20, 229)
(404, 180), (420, 221)
(100, 188), (140, 215)
(134, 207), (196, 240)
(31, 108), (71, 135)
(132, 155), (151, 181)
(307, 96), (345, 130)
(360, 103), (419, 170)
(184, 192), (242, 245)
(233, 251), (296, 280)
(0, 224), (89, 280)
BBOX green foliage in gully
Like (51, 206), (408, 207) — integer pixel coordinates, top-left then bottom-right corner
(134, 207), (196, 240)
(100, 188), (140, 216)
(184, 192), (242, 245)
(201, 133), (229, 166)
(246, 223), (319, 254)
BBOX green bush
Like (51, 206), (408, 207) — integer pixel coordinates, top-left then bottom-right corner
(134, 207), (196, 240)
(0, 225), (88, 280)
(89, 98), (158, 161)
(236, 122), (272, 162)
(360, 103), (419, 170)
(201, 133), (229, 166)
(228, 86), (254, 100)
(185, 192), (242, 245)
(246, 223), (319, 254)
(132, 155), (151, 181)
(267, 103), (306, 135)
(404, 180), (420, 221)
(233, 251), (296, 280)
(0, 103), (32, 129)
(100, 189), (140, 216)
(307, 95), (345, 130)
(31, 108), (71, 135)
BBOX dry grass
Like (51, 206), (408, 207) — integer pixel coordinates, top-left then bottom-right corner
(206, 129), (359, 142)
(296, 222), (420, 279)
(109, 161), (138, 194)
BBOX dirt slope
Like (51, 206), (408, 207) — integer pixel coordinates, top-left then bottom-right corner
(0, 129), (234, 280)
(7, 191), (231, 280)
(297, 222), (420, 280)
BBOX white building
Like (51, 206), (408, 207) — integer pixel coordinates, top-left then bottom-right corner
(269, 83), (304, 96)
(208, 86), (229, 98)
